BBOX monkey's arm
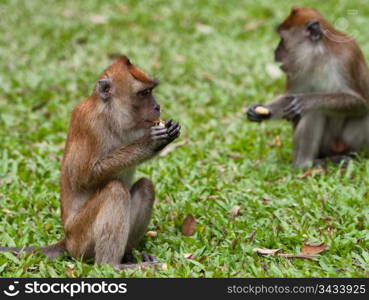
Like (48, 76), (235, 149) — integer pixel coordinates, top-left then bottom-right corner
(284, 92), (369, 120)
(247, 95), (294, 122)
(90, 122), (180, 183)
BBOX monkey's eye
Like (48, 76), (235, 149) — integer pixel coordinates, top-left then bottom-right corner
(138, 88), (152, 97)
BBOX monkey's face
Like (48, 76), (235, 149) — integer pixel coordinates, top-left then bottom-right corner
(130, 82), (161, 129)
(275, 7), (324, 73)
(97, 56), (161, 130)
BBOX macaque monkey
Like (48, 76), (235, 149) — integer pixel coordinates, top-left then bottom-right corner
(247, 7), (369, 168)
(0, 56), (181, 269)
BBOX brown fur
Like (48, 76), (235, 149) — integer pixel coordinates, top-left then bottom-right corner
(1, 57), (180, 269)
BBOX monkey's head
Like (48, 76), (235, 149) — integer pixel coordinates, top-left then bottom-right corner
(95, 56), (160, 131)
(274, 7), (330, 73)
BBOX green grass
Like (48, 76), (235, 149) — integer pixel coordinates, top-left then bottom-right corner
(1, 0), (369, 277)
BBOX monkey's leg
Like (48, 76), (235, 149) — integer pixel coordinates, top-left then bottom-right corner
(125, 178), (156, 262)
(342, 116), (369, 152)
(293, 113), (326, 168)
(65, 180), (130, 266)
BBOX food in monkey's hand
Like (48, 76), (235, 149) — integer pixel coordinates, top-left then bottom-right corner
(153, 120), (166, 128)
(254, 106), (270, 116)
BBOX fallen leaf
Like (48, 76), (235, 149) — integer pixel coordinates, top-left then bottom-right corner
(229, 205), (241, 218)
(297, 168), (324, 179)
(277, 242), (327, 260)
(226, 153), (243, 160)
(181, 214), (197, 236)
(274, 135), (282, 147)
(146, 231), (157, 237)
(301, 242), (327, 255)
(253, 248), (281, 255)
(159, 139), (188, 157)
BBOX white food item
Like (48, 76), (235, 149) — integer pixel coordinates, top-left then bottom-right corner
(154, 120), (166, 128)
(255, 106), (270, 115)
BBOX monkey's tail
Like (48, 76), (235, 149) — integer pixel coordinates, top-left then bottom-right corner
(0, 239), (66, 260)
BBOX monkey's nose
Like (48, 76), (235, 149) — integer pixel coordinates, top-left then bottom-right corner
(155, 104), (161, 112)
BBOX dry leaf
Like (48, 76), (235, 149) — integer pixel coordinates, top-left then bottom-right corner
(301, 242), (327, 255)
(274, 136), (282, 147)
(159, 139), (188, 157)
(278, 242), (327, 260)
(181, 214), (197, 236)
(253, 248), (281, 255)
(297, 168), (324, 179)
(226, 153), (242, 160)
(146, 231), (157, 237)
(229, 205), (241, 218)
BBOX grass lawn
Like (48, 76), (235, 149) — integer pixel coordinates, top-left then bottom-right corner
(1, 0), (369, 277)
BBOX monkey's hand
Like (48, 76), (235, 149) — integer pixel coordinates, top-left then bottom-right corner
(283, 95), (308, 121)
(150, 119), (181, 152)
(246, 104), (271, 122)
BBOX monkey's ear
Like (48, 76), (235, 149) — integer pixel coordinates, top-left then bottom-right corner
(98, 78), (112, 101)
(306, 21), (322, 42)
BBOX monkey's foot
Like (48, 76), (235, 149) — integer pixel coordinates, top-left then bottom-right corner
(121, 252), (137, 264)
(314, 155), (353, 168)
(121, 252), (158, 264)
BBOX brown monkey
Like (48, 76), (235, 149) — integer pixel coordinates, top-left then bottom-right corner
(247, 7), (369, 168)
(0, 56), (181, 269)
